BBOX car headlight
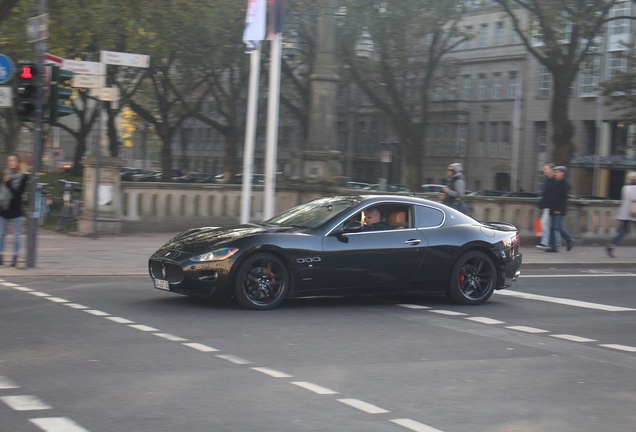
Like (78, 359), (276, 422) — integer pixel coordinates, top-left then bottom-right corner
(191, 247), (239, 262)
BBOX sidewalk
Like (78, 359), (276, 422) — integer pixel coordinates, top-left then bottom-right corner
(0, 229), (634, 277)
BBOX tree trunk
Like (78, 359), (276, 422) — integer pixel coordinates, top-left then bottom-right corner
(550, 73), (575, 166)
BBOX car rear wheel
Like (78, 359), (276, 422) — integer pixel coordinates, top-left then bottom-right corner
(448, 250), (496, 305)
(234, 253), (289, 310)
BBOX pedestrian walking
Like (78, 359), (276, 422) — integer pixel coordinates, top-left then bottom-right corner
(537, 162), (559, 248)
(443, 163), (468, 214)
(0, 154), (29, 267)
(545, 165), (574, 253)
(606, 171), (636, 258)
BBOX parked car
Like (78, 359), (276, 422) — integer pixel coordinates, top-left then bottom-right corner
(346, 181), (374, 190)
(362, 184), (412, 192)
(467, 190), (508, 197)
(573, 195), (611, 200)
(149, 194), (522, 310)
(503, 192), (540, 198)
(420, 184), (447, 194)
(178, 172), (214, 183)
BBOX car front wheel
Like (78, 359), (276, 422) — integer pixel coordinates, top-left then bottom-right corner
(234, 253), (289, 310)
(448, 250), (496, 305)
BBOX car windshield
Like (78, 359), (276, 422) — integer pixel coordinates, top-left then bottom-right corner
(264, 196), (360, 229)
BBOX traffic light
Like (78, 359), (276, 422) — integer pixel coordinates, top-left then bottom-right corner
(49, 65), (74, 122)
(15, 62), (37, 122)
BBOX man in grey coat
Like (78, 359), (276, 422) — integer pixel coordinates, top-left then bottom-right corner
(443, 163), (467, 214)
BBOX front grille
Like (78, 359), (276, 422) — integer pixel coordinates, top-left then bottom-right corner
(150, 259), (183, 283)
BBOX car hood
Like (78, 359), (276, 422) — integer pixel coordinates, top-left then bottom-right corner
(154, 224), (299, 257)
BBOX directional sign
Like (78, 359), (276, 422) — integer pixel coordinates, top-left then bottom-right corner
(100, 50), (149, 68)
(0, 86), (13, 108)
(90, 86), (120, 102)
(63, 59), (105, 76)
(44, 52), (63, 65)
(71, 74), (105, 88)
(0, 54), (15, 84)
(26, 14), (49, 43)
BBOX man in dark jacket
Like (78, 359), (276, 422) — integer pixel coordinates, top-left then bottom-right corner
(545, 166), (574, 252)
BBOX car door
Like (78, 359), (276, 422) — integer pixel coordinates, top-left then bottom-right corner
(319, 214), (429, 294)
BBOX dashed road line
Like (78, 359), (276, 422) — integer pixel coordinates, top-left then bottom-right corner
(496, 290), (636, 312)
(0, 281), (21, 287)
(29, 417), (90, 432)
(599, 344), (636, 353)
(251, 367), (292, 378)
(127, 324), (159, 332)
(429, 310), (467, 316)
(0, 376), (19, 389)
(291, 381), (338, 395)
(28, 291), (51, 297)
(83, 310), (110, 317)
(216, 354), (252, 365)
(390, 418), (445, 432)
(154, 333), (188, 342)
(106, 317), (135, 324)
(466, 316), (505, 325)
(0, 395), (52, 411)
(550, 334), (597, 343)
(337, 398), (389, 414)
(44, 297), (69, 303)
(505, 325), (550, 334)
(64, 303), (89, 309)
(182, 342), (218, 352)
(397, 304), (430, 309)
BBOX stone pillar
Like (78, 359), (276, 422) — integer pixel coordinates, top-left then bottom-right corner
(303, 0), (344, 185)
(77, 156), (124, 235)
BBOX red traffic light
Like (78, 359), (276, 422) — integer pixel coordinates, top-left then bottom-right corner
(20, 66), (34, 79)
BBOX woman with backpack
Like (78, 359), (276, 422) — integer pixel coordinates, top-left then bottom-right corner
(0, 154), (29, 267)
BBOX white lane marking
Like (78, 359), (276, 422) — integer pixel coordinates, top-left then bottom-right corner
(83, 310), (110, 317)
(391, 418), (445, 432)
(0, 395), (52, 411)
(106, 317), (135, 324)
(550, 334), (597, 343)
(28, 291), (51, 297)
(30, 417), (90, 432)
(154, 333), (188, 342)
(13, 286), (34, 292)
(44, 297), (68, 303)
(497, 290), (636, 312)
(599, 344), (636, 353)
(337, 398), (389, 414)
(251, 367), (292, 378)
(291, 381), (338, 395)
(0, 376), (20, 389)
(466, 317), (505, 325)
(429, 310), (467, 316)
(216, 354), (252, 365)
(522, 273), (636, 278)
(397, 304), (430, 309)
(64, 303), (89, 309)
(1, 281), (21, 287)
(128, 324), (159, 332)
(506, 325), (549, 334)
(182, 343), (218, 352)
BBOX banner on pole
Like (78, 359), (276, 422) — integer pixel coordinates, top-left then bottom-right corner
(243, 0), (267, 49)
(267, 0), (286, 40)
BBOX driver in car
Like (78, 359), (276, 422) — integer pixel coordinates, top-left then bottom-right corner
(362, 207), (391, 231)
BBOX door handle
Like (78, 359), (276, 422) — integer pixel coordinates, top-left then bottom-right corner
(404, 239), (421, 245)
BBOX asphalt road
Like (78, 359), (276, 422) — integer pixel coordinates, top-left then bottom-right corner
(1, 270), (635, 432)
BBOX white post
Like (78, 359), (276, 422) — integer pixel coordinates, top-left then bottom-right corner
(240, 47), (262, 224)
(263, 32), (283, 220)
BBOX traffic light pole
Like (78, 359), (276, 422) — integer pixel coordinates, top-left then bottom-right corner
(26, 0), (47, 268)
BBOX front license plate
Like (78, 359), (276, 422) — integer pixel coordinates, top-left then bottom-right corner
(154, 279), (170, 290)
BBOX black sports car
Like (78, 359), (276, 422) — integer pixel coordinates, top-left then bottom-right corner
(149, 195), (522, 310)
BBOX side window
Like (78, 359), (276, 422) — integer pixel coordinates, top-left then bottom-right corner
(415, 205), (444, 228)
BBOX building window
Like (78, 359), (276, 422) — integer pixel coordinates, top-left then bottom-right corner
(478, 74), (487, 100)
(511, 27), (521, 44)
(462, 75), (471, 100)
(489, 122), (499, 157)
(610, 1), (629, 35)
(448, 77), (457, 100)
(535, 121), (547, 154)
(508, 72), (518, 99)
(538, 65), (551, 98)
(465, 26), (473, 49)
(492, 73), (502, 99)
(480, 24), (489, 48)
(579, 55), (600, 95)
(495, 22), (505, 46)
(501, 121), (511, 159)
(457, 123), (467, 157)
(608, 52), (627, 79)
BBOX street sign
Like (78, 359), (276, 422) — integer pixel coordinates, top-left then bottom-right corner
(100, 50), (149, 68)
(63, 59), (105, 76)
(90, 86), (120, 101)
(44, 52), (63, 65)
(0, 54), (15, 84)
(26, 14), (49, 43)
(71, 74), (104, 88)
(0, 86), (13, 108)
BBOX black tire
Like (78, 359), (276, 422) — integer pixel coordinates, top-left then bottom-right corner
(448, 250), (497, 305)
(234, 253), (289, 310)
